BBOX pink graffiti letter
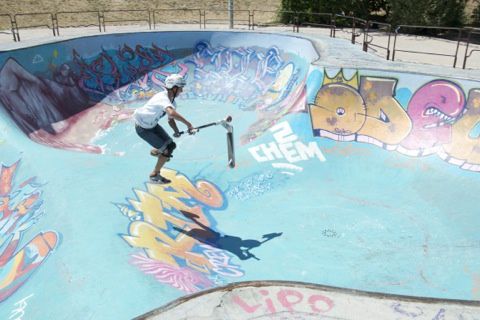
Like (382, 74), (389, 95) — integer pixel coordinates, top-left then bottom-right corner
(232, 295), (261, 313)
(308, 294), (334, 313)
(277, 289), (303, 312)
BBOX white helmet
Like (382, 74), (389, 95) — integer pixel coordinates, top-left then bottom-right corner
(165, 74), (186, 89)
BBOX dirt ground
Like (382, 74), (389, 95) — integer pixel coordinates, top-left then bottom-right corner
(0, 0), (282, 29)
(1, 0), (281, 12)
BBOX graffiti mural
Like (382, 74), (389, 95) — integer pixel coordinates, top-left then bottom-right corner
(183, 41), (307, 145)
(400, 80), (466, 154)
(71, 44), (179, 103)
(440, 88), (480, 170)
(0, 161), (60, 303)
(185, 41), (289, 109)
(248, 121), (326, 174)
(0, 43), (182, 153)
(117, 168), (283, 293)
(117, 169), (243, 293)
(309, 69), (480, 172)
(0, 40), (309, 153)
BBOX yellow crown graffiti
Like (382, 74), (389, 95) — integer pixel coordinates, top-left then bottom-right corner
(322, 69), (359, 89)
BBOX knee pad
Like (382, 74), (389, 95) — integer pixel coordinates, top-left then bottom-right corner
(162, 142), (176, 157)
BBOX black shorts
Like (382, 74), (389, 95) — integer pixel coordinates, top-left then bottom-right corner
(135, 124), (172, 152)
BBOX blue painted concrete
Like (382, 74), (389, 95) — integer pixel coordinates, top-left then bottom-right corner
(0, 31), (479, 319)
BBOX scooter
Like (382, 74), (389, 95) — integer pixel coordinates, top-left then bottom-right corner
(175, 116), (235, 168)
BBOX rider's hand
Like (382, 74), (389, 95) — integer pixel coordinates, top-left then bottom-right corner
(187, 126), (197, 135)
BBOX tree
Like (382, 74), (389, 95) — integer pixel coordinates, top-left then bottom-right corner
(426, 0), (466, 26)
(472, 0), (480, 26)
(387, 0), (430, 26)
(387, 0), (466, 27)
(280, 0), (467, 27)
(280, 0), (389, 24)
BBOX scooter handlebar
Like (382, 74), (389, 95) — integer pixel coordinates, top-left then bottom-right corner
(176, 116), (232, 136)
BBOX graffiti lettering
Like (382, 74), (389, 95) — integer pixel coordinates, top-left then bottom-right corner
(232, 288), (334, 315)
(200, 245), (244, 277)
(391, 302), (424, 317)
(400, 80), (466, 155)
(0, 162), (59, 304)
(72, 43), (175, 101)
(118, 169), (243, 293)
(123, 221), (212, 272)
(185, 41), (306, 145)
(358, 77), (412, 147)
(249, 121), (326, 163)
(310, 69), (480, 172)
(185, 41), (286, 108)
(433, 308), (446, 320)
(390, 305), (475, 320)
(441, 89), (480, 170)
(8, 294), (33, 320)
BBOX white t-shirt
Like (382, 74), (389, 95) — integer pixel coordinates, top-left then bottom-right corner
(133, 91), (176, 129)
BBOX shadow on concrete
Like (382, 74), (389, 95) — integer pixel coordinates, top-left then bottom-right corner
(174, 210), (282, 261)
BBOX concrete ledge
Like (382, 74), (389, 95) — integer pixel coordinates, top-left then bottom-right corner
(136, 280), (480, 319)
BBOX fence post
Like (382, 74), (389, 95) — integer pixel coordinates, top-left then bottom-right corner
(386, 28), (391, 60)
(363, 20), (369, 52)
(228, 0), (234, 29)
(392, 27), (399, 61)
(249, 10), (254, 30)
(201, 10), (205, 29)
(329, 14), (333, 37)
(152, 10), (156, 30)
(51, 13), (56, 36)
(98, 11), (105, 32)
(148, 10), (152, 30)
(10, 15), (18, 42)
(351, 17), (356, 44)
(56, 13), (60, 36)
(453, 28), (462, 68)
(463, 28), (472, 69)
(96, 11), (101, 32)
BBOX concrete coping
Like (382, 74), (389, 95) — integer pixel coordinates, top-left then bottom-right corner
(136, 280), (480, 320)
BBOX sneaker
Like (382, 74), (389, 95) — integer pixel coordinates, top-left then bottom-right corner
(149, 173), (171, 184)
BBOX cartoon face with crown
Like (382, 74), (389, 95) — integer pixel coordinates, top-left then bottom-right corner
(309, 70), (366, 138)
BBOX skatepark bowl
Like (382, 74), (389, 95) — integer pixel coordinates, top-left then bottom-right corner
(0, 30), (479, 319)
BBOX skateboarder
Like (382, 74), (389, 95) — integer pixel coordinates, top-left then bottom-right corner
(134, 74), (195, 184)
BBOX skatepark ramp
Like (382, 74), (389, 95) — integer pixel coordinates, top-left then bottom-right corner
(136, 281), (480, 319)
(0, 31), (479, 319)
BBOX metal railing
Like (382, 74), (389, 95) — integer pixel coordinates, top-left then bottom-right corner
(296, 12), (334, 36)
(363, 21), (392, 60)
(101, 9), (151, 31)
(55, 11), (103, 35)
(332, 15), (368, 45)
(12, 12), (57, 41)
(463, 28), (480, 69)
(204, 9), (252, 29)
(251, 10), (297, 32)
(152, 9), (203, 29)
(1, 8), (479, 70)
(0, 14), (17, 42)
(393, 25), (463, 68)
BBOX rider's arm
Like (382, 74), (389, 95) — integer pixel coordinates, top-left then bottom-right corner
(165, 106), (193, 129)
(167, 117), (180, 135)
